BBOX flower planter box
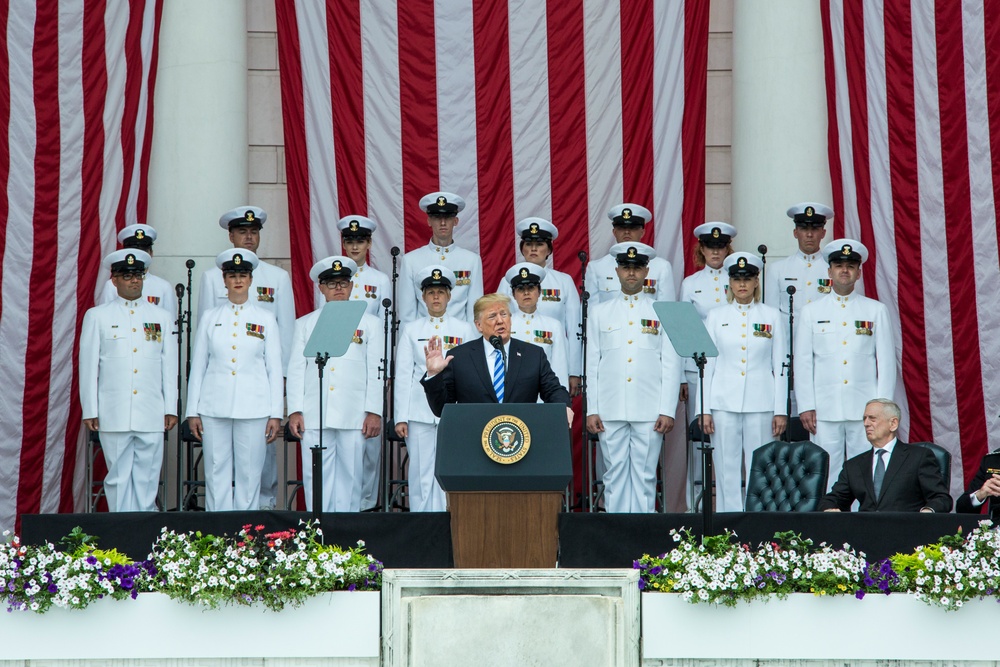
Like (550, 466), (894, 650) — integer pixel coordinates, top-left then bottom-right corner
(0, 590), (379, 661)
(642, 592), (998, 661)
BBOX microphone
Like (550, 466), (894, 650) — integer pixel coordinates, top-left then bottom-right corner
(390, 246), (400, 257)
(786, 285), (796, 295)
(381, 297), (392, 308)
(175, 283), (185, 298)
(578, 251), (588, 262)
(185, 259), (195, 269)
(488, 335), (503, 351)
(758, 244), (768, 255)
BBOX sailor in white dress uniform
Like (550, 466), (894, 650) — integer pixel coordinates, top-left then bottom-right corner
(397, 192), (483, 324)
(678, 222), (737, 505)
(698, 253), (788, 511)
(186, 249), (284, 511)
(586, 243), (683, 513)
(80, 249), (178, 511)
(335, 215), (392, 509)
(98, 223), (177, 316)
(394, 265), (473, 511)
(287, 256), (383, 512)
(795, 239), (896, 488)
(505, 262), (570, 390)
(585, 204), (677, 305)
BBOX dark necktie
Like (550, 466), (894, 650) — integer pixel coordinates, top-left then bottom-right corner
(873, 449), (886, 499)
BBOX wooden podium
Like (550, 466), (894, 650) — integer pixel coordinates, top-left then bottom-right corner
(436, 403), (572, 569)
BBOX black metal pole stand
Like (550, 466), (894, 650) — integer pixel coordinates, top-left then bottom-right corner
(312, 352), (330, 524)
(577, 252), (593, 512)
(783, 286), (796, 442)
(694, 352), (715, 537)
(379, 296), (393, 512)
(174, 283), (185, 510)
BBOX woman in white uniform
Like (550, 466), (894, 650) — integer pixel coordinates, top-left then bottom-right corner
(186, 249), (284, 511)
(698, 252), (787, 512)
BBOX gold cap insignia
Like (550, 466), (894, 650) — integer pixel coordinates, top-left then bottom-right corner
(349, 220), (359, 231)
(529, 222), (539, 234)
(244, 210), (255, 223)
(520, 268), (529, 279)
(126, 254), (135, 265)
(622, 208), (632, 220)
(842, 244), (852, 256)
(737, 257), (747, 269)
(627, 247), (637, 259)
(712, 227), (721, 238)
(234, 254), (242, 265)
(333, 260), (343, 272)
(135, 229), (145, 239)
(432, 269), (442, 280)
(436, 196), (447, 207)
(805, 206), (815, 217)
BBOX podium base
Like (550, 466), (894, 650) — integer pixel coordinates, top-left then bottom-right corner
(448, 491), (562, 568)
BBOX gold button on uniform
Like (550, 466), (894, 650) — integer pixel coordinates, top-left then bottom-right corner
(231, 358), (236, 363)
(844, 380), (848, 384)
(231, 371), (236, 375)
(627, 378), (632, 382)
(133, 369), (138, 374)
(133, 390), (137, 394)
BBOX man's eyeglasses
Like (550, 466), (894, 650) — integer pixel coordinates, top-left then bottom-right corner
(113, 272), (145, 282)
(321, 280), (351, 289)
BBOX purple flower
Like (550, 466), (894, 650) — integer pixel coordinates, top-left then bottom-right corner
(47, 583), (57, 594)
(348, 584), (357, 592)
(638, 579), (647, 591)
(649, 566), (663, 576)
(86, 555), (97, 565)
(368, 563), (379, 572)
(632, 560), (644, 569)
(855, 590), (865, 600)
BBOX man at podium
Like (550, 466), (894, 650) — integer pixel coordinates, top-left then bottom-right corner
(421, 294), (572, 424)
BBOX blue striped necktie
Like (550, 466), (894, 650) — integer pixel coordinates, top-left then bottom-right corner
(873, 449), (886, 498)
(492, 348), (505, 403)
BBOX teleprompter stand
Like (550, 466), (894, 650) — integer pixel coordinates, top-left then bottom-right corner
(436, 402), (572, 568)
(303, 300), (366, 523)
(653, 301), (719, 537)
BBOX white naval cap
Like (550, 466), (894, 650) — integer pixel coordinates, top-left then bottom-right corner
(693, 222), (737, 247)
(216, 248), (259, 272)
(515, 217), (559, 241)
(118, 223), (157, 247)
(310, 255), (358, 283)
(419, 191), (466, 216)
(505, 262), (547, 288)
(337, 215), (377, 238)
(219, 206), (267, 230)
(103, 248), (151, 273)
(786, 202), (833, 226)
(723, 252), (763, 277)
(607, 203), (652, 227)
(823, 238), (869, 264)
(609, 241), (656, 266)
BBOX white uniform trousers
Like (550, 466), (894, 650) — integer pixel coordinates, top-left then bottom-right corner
(200, 416), (267, 511)
(598, 421), (661, 513)
(359, 435), (382, 510)
(98, 431), (162, 512)
(813, 419), (868, 491)
(406, 421), (446, 512)
(259, 446), (279, 509)
(711, 410), (772, 512)
(300, 428), (365, 512)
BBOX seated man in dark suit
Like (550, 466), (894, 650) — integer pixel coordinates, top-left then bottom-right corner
(956, 447), (1000, 518)
(819, 398), (952, 513)
(421, 293), (572, 424)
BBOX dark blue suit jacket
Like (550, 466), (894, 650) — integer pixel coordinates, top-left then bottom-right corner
(420, 337), (570, 418)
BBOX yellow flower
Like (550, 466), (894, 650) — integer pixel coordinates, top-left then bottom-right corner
(837, 584), (846, 591)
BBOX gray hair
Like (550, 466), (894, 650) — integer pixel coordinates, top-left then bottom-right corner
(866, 398), (901, 421)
